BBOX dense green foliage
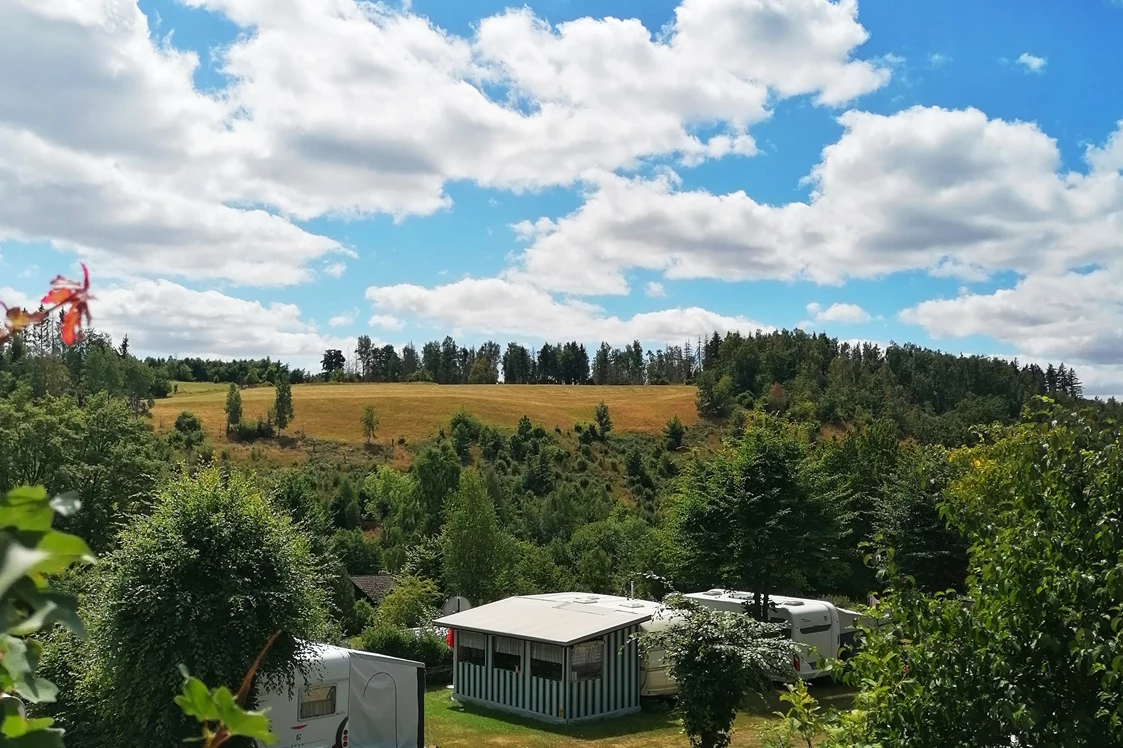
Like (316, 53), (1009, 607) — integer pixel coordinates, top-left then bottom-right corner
(813, 407), (1123, 747)
(670, 416), (842, 620)
(0, 394), (163, 554)
(441, 470), (505, 605)
(638, 595), (795, 748)
(357, 625), (452, 670)
(0, 486), (94, 746)
(70, 469), (330, 747)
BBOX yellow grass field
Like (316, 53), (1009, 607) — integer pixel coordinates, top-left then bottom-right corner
(152, 382), (699, 444)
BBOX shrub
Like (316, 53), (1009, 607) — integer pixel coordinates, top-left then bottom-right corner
(358, 624), (452, 670)
(78, 468), (330, 747)
(664, 415), (686, 450)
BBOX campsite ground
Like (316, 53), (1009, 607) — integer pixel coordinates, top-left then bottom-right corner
(424, 684), (855, 747)
(152, 382), (699, 443)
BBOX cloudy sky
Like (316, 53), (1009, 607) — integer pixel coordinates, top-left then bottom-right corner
(3, 0), (1123, 393)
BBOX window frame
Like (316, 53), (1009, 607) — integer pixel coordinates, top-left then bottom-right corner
(458, 630), (487, 667)
(298, 684), (338, 720)
(493, 635), (523, 673)
(531, 642), (565, 682)
(570, 640), (604, 683)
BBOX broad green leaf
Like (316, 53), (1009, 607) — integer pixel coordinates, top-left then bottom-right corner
(1, 636), (31, 683)
(28, 530), (94, 577)
(174, 670), (219, 723)
(214, 688), (275, 743)
(2, 727), (65, 748)
(13, 677), (58, 705)
(2, 712), (55, 738)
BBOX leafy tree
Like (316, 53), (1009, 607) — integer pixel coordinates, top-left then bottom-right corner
(329, 528), (382, 575)
(0, 394), (162, 554)
(670, 414), (840, 620)
(594, 400), (612, 437)
(375, 576), (443, 629)
(695, 371), (733, 417)
(79, 470), (329, 745)
(273, 376), (294, 434)
(360, 404), (378, 445)
(638, 595), (795, 748)
(122, 356), (153, 417)
(664, 415), (686, 451)
(267, 469), (329, 537)
(224, 383), (242, 434)
(401, 535), (445, 590)
(321, 349), (345, 375)
(441, 470), (505, 605)
(364, 468), (423, 571)
(823, 407), (1123, 747)
(412, 443), (460, 536)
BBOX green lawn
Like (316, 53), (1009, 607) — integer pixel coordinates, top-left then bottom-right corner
(424, 686), (778, 748)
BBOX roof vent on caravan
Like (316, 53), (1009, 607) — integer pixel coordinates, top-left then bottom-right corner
(703, 590), (724, 596)
(619, 601), (645, 609)
(574, 596), (601, 604)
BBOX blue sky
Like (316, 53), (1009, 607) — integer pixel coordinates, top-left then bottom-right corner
(2, 0), (1123, 391)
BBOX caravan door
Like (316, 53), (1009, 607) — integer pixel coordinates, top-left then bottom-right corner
(346, 650), (426, 748)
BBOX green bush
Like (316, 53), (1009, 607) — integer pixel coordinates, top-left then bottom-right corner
(77, 468), (331, 747)
(357, 625), (452, 670)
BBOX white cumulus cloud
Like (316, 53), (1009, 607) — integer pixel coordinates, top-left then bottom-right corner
(366, 277), (768, 345)
(807, 301), (871, 323)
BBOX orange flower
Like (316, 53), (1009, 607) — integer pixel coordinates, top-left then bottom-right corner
(0, 264), (94, 347)
(42, 264), (93, 345)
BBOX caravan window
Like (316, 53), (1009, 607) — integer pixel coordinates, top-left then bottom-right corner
(766, 618), (792, 640)
(570, 640), (604, 682)
(800, 624), (833, 635)
(298, 685), (337, 720)
(531, 642), (564, 681)
(493, 636), (522, 672)
(459, 630), (486, 667)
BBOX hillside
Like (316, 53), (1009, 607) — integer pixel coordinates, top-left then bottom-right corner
(152, 382), (699, 443)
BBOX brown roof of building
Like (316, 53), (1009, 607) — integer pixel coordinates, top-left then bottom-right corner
(351, 574), (396, 605)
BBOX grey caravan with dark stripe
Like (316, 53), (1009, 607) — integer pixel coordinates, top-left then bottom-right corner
(435, 593), (662, 724)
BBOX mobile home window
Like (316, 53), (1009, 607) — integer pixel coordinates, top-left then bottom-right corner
(766, 618), (793, 640)
(298, 685), (337, 720)
(570, 640), (604, 682)
(531, 642), (564, 681)
(459, 630), (486, 667)
(493, 635), (522, 672)
(800, 624), (833, 635)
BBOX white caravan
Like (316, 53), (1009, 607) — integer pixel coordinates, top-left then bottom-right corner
(638, 609), (687, 698)
(684, 590), (870, 680)
(255, 644), (425, 748)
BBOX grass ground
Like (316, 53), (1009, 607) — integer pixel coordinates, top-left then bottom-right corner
(424, 683), (855, 748)
(424, 687), (768, 748)
(152, 383), (699, 444)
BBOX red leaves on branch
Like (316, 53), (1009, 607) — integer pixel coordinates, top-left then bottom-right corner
(0, 264), (94, 347)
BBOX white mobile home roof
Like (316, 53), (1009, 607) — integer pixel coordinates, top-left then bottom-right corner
(433, 593), (662, 646)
